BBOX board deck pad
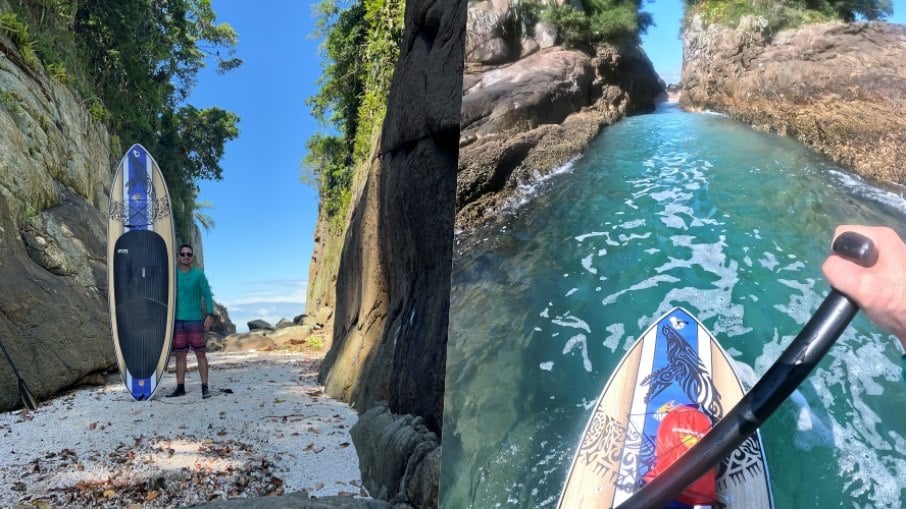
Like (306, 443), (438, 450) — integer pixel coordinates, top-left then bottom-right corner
(107, 144), (175, 401)
(558, 307), (773, 508)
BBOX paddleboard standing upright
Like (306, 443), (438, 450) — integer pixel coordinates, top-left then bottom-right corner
(558, 307), (774, 508)
(107, 144), (176, 400)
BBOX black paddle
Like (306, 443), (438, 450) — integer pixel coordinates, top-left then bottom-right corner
(615, 231), (877, 509)
(0, 337), (38, 411)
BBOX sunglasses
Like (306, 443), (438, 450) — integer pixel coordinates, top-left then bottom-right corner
(179, 252), (193, 257)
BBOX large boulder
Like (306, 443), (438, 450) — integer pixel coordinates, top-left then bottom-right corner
(465, 0), (514, 65)
(210, 302), (236, 336)
(457, 40), (664, 230)
(681, 17), (906, 183)
(351, 406), (440, 509)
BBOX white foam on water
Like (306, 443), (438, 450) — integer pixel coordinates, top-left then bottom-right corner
(565, 288), (578, 297)
(758, 251), (780, 270)
(618, 231), (652, 243)
(581, 253), (597, 274)
(729, 357), (758, 390)
(617, 218), (646, 230)
(778, 260), (805, 273)
(787, 390), (834, 451)
(539, 362), (553, 371)
(773, 278), (822, 326)
(603, 323), (624, 353)
(601, 274), (681, 306)
(500, 157), (581, 211)
(753, 327), (787, 376)
(575, 231), (608, 242)
(790, 325), (906, 506)
(551, 315), (591, 333)
(829, 168), (906, 215)
(562, 334), (592, 372)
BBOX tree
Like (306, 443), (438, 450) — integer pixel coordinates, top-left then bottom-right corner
(831, 0), (893, 20)
(302, 0), (404, 227)
(70, 0), (242, 241)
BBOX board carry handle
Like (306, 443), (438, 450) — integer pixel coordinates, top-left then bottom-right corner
(615, 231), (876, 509)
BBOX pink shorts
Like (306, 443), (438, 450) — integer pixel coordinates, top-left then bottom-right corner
(172, 320), (206, 352)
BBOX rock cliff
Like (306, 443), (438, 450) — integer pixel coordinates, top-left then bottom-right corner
(0, 35), (114, 410)
(307, 0), (465, 506)
(681, 17), (906, 184)
(457, 1), (665, 230)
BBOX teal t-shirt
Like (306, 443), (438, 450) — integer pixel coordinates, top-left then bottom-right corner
(176, 267), (214, 321)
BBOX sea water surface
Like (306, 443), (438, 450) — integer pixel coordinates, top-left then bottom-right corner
(441, 104), (906, 508)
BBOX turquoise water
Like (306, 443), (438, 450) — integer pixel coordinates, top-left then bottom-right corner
(441, 104), (906, 508)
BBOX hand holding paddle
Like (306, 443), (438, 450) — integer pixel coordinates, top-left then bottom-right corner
(615, 230), (877, 509)
(823, 225), (906, 351)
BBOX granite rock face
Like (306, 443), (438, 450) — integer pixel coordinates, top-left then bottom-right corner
(310, 0), (466, 507)
(682, 17), (906, 184)
(457, 39), (664, 230)
(0, 36), (114, 411)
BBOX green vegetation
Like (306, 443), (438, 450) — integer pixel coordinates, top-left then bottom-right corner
(0, 11), (38, 66)
(0, 90), (23, 116)
(686, 0), (892, 33)
(1, 1), (242, 243)
(307, 334), (326, 350)
(302, 0), (404, 230)
(541, 0), (654, 50)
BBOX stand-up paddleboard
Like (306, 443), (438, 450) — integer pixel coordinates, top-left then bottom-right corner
(107, 144), (175, 401)
(558, 307), (773, 508)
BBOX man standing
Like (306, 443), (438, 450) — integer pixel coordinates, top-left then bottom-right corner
(166, 243), (215, 399)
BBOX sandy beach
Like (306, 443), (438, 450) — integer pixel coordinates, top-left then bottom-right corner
(0, 351), (365, 508)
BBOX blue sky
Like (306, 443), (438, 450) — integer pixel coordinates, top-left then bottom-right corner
(191, 0), (906, 332)
(191, 1), (321, 331)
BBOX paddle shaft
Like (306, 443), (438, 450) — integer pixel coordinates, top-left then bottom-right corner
(0, 336), (37, 410)
(615, 232), (874, 509)
(0, 338), (25, 380)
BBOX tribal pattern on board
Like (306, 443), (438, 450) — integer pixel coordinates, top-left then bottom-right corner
(109, 195), (172, 225)
(577, 412), (649, 489)
(641, 324), (724, 418)
(718, 435), (768, 490)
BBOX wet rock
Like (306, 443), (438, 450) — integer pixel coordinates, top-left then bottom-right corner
(682, 17), (906, 183)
